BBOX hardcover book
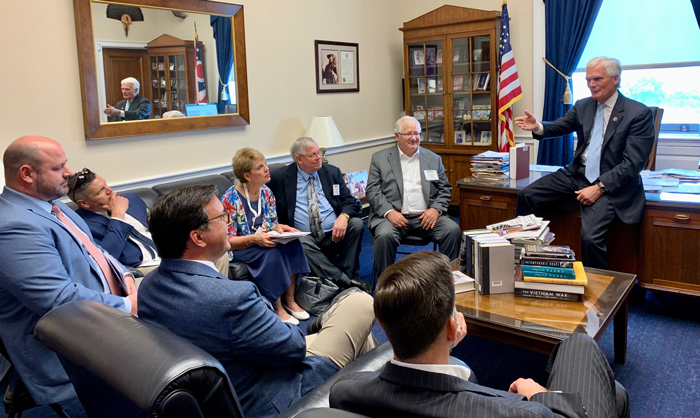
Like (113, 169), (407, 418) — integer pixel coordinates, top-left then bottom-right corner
(523, 262), (588, 286)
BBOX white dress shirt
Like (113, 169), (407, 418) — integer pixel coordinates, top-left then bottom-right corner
(391, 358), (472, 381)
(398, 146), (427, 215)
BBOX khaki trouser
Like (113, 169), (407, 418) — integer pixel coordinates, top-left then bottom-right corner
(305, 292), (377, 368)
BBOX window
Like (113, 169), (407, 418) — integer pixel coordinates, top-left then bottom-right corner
(571, 0), (700, 133)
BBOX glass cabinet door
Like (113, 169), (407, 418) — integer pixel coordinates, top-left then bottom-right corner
(450, 35), (492, 147)
(150, 55), (167, 119)
(407, 40), (445, 145)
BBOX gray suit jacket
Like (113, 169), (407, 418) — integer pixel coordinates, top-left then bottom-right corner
(366, 145), (452, 229)
(0, 187), (129, 405)
(330, 362), (586, 418)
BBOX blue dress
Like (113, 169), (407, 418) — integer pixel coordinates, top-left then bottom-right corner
(223, 188), (310, 302)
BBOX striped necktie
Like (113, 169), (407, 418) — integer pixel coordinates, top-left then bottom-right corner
(585, 103), (606, 183)
(52, 203), (123, 296)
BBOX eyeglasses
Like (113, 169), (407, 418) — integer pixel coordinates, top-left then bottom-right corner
(70, 167), (92, 202)
(303, 151), (321, 159)
(207, 211), (232, 225)
(398, 132), (421, 138)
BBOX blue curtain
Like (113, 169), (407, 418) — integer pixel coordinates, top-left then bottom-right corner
(210, 16), (234, 114)
(538, 0), (603, 165)
(692, 0), (700, 29)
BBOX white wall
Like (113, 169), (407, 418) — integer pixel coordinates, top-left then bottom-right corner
(0, 0), (535, 188)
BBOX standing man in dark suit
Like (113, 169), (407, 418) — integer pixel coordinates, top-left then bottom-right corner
(0, 136), (137, 407)
(366, 116), (462, 277)
(139, 185), (376, 418)
(330, 251), (627, 418)
(268, 137), (368, 291)
(103, 77), (152, 121)
(515, 57), (654, 269)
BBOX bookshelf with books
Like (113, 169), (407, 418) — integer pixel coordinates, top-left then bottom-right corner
(146, 35), (199, 119)
(401, 6), (501, 203)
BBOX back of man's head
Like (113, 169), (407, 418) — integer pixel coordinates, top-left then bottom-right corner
(374, 251), (455, 360)
(148, 185), (216, 259)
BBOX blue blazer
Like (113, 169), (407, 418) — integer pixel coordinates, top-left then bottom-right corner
(268, 163), (360, 229)
(535, 93), (654, 224)
(76, 193), (154, 267)
(0, 187), (129, 405)
(138, 258), (338, 418)
(111, 94), (152, 121)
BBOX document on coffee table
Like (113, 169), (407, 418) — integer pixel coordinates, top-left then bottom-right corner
(267, 231), (310, 244)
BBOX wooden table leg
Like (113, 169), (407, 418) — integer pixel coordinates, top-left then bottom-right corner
(613, 298), (629, 364)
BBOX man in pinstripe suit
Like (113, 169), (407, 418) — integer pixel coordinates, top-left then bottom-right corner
(330, 251), (626, 418)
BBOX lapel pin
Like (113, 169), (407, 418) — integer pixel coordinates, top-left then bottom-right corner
(613, 117), (618, 122)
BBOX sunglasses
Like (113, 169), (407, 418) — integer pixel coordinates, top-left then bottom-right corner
(70, 167), (92, 202)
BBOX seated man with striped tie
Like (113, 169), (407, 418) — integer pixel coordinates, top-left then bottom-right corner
(67, 169), (230, 278)
(0, 135), (137, 409)
(330, 251), (627, 418)
(514, 56), (655, 269)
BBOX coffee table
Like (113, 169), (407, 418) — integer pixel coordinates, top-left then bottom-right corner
(454, 267), (636, 364)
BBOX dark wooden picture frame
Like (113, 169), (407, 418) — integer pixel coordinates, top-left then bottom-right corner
(315, 40), (359, 93)
(74, 0), (250, 141)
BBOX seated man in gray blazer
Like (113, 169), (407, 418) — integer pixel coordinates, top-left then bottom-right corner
(367, 116), (461, 277)
(330, 251), (626, 418)
(138, 185), (377, 418)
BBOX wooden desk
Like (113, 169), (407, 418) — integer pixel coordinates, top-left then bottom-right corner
(457, 173), (700, 297)
(455, 268), (636, 364)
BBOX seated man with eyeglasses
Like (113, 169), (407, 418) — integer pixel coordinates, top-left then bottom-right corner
(138, 185), (377, 418)
(366, 116), (462, 277)
(67, 168), (229, 278)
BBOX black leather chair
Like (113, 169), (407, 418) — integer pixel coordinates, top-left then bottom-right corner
(33, 300), (400, 418)
(152, 174), (234, 200)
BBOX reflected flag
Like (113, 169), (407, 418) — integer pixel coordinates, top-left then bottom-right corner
(497, 0), (522, 152)
(194, 23), (208, 104)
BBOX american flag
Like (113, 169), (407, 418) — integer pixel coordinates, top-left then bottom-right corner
(497, 0), (522, 152)
(194, 24), (208, 104)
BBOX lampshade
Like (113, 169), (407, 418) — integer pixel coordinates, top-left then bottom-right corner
(304, 116), (345, 148)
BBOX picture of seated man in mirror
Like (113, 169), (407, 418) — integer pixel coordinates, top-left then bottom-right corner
(103, 77), (152, 122)
(322, 52), (339, 85)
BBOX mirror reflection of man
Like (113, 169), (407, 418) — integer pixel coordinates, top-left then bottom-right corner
(103, 77), (152, 122)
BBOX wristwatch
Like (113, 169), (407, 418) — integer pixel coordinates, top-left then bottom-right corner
(595, 182), (607, 193)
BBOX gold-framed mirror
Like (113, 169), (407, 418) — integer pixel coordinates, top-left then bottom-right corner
(74, 0), (249, 140)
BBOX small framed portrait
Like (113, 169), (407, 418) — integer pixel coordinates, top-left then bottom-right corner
(480, 131), (492, 143)
(315, 40), (360, 93)
(455, 130), (466, 144)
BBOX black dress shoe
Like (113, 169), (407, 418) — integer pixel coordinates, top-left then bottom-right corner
(349, 278), (371, 293)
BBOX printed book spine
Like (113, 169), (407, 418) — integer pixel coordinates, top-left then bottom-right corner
(478, 244), (490, 295)
(520, 258), (575, 268)
(519, 265), (575, 275)
(518, 270), (576, 279)
(514, 288), (582, 302)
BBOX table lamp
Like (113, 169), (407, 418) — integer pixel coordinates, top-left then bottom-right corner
(304, 116), (345, 163)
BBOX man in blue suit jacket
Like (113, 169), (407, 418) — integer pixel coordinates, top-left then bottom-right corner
(331, 251), (626, 418)
(515, 57), (654, 269)
(68, 170), (158, 268)
(0, 136), (137, 406)
(139, 185), (376, 418)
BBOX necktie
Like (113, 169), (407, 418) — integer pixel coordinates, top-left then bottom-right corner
(52, 203), (123, 296)
(125, 100), (131, 111)
(585, 104), (606, 183)
(129, 229), (157, 259)
(307, 176), (324, 241)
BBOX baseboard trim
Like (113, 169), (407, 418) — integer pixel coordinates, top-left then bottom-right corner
(110, 135), (396, 192)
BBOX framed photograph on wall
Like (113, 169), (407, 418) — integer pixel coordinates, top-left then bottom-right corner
(315, 40), (360, 93)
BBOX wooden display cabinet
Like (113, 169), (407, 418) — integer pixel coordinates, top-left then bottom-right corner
(146, 35), (199, 119)
(401, 6), (501, 204)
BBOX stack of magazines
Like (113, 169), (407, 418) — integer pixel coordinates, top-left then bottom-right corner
(470, 151), (509, 184)
(514, 244), (587, 302)
(486, 215), (554, 263)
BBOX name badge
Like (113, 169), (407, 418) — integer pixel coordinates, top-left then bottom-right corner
(424, 170), (439, 181)
(333, 184), (340, 196)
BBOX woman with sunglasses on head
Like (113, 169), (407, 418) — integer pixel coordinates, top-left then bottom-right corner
(222, 148), (311, 324)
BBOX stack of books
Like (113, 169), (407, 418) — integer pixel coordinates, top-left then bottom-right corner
(514, 245), (587, 302)
(457, 230), (514, 295)
(470, 151), (509, 184)
(486, 215), (554, 264)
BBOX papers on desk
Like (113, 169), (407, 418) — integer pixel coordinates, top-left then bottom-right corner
(267, 231), (309, 244)
(487, 215), (542, 236)
(529, 165), (561, 173)
(642, 169), (700, 193)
